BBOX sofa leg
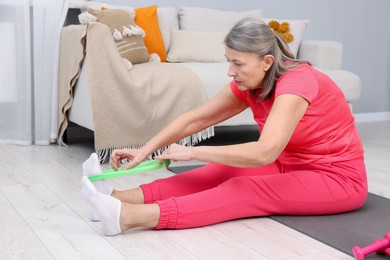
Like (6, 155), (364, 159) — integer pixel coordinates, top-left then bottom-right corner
(62, 129), (68, 144)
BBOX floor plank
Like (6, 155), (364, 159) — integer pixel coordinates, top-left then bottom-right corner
(0, 192), (45, 252)
(0, 247), (55, 260)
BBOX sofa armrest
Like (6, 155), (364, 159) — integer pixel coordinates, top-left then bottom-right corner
(297, 40), (342, 70)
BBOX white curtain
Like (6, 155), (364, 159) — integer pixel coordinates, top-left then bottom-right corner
(0, 0), (32, 145)
(0, 0), (69, 145)
(33, 0), (69, 145)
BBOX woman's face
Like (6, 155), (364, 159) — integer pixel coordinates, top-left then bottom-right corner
(225, 46), (273, 91)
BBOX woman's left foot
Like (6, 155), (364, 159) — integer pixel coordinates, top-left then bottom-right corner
(82, 153), (113, 221)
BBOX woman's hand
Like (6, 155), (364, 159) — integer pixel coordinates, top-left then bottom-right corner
(109, 148), (147, 170)
(155, 144), (194, 162)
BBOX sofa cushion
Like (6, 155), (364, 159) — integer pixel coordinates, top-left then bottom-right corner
(134, 5), (167, 61)
(167, 30), (227, 62)
(88, 9), (150, 64)
(179, 7), (264, 32)
(261, 18), (309, 58)
(157, 7), (179, 52)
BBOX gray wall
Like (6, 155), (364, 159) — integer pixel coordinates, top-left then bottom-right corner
(91, 0), (390, 114)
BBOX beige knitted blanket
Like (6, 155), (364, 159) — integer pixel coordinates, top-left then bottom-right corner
(58, 22), (214, 161)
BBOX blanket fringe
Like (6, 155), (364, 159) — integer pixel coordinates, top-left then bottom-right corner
(97, 126), (215, 163)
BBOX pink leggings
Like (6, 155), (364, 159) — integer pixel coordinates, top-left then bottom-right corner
(140, 158), (367, 229)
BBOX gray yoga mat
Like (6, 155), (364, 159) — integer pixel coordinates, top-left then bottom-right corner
(169, 166), (390, 259)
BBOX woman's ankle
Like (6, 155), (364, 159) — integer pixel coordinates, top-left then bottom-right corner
(112, 188), (145, 204)
(120, 203), (160, 230)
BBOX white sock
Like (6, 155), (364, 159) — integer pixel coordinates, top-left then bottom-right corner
(81, 176), (122, 236)
(82, 153), (113, 221)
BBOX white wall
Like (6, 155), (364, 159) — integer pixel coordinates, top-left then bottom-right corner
(82, 0), (390, 114)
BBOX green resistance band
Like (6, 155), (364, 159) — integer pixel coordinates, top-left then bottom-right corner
(88, 159), (171, 182)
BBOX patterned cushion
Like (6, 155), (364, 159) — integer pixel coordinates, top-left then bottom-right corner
(89, 9), (149, 64)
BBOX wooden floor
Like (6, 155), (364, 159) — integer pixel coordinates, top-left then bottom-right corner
(0, 120), (389, 259)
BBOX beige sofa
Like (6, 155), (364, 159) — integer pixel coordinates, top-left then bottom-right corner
(67, 6), (361, 132)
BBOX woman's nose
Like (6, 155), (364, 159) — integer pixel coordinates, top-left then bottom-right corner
(227, 66), (236, 77)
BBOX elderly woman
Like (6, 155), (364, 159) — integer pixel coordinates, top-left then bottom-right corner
(81, 17), (367, 236)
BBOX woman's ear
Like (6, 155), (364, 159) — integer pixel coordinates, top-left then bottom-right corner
(263, 55), (275, 71)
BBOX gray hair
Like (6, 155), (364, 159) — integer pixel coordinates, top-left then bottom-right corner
(224, 17), (308, 101)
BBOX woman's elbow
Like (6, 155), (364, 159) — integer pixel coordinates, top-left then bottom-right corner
(256, 153), (278, 167)
(253, 144), (281, 167)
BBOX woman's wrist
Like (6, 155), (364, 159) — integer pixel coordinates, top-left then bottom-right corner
(187, 146), (197, 161)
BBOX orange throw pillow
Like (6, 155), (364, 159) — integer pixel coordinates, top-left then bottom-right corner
(134, 5), (167, 62)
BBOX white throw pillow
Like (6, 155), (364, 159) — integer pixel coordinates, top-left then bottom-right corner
(261, 18), (309, 58)
(179, 7), (264, 32)
(167, 30), (227, 63)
